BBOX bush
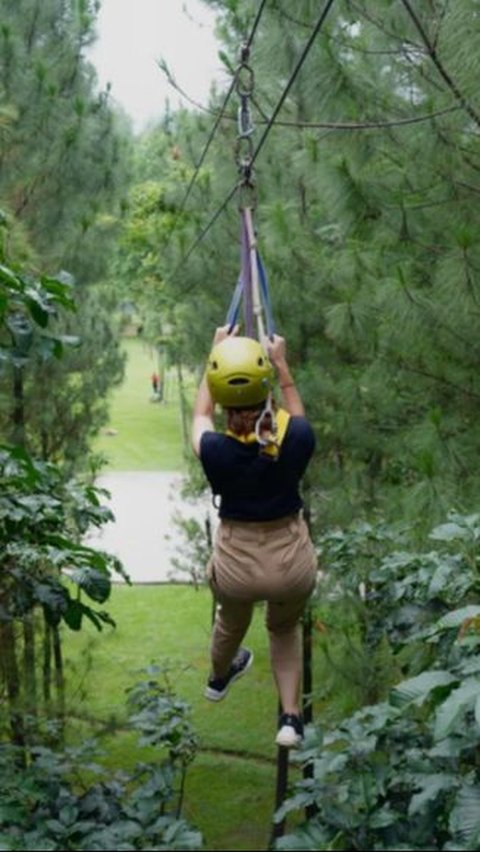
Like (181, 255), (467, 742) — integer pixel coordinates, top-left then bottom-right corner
(279, 513), (480, 851)
(0, 665), (202, 851)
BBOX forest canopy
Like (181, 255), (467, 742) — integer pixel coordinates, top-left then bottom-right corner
(109, 0), (480, 536)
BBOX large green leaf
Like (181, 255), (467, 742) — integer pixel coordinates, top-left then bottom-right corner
(0, 262), (22, 290)
(34, 582), (69, 619)
(435, 606), (480, 630)
(25, 292), (50, 327)
(40, 275), (76, 310)
(430, 514), (480, 542)
(434, 677), (480, 741)
(408, 773), (459, 816)
(63, 599), (115, 632)
(276, 820), (332, 850)
(69, 567), (111, 603)
(429, 522), (469, 541)
(390, 670), (458, 708)
(449, 785), (480, 846)
(63, 598), (83, 631)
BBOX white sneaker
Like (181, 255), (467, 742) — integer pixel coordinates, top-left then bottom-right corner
(276, 713), (303, 748)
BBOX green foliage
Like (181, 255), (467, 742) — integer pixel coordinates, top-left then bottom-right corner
(0, 260), (76, 365)
(62, 584), (290, 850)
(126, 664), (198, 767)
(0, 437), (126, 743)
(0, 0), (131, 472)
(0, 441), (126, 623)
(0, 234), (125, 748)
(277, 512), (480, 850)
(0, 0), (132, 274)
(0, 667), (202, 851)
(169, 512), (212, 589)
(0, 242), (126, 471)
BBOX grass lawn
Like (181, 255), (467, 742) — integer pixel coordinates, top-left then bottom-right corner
(64, 586), (277, 756)
(63, 584), (307, 851)
(92, 337), (196, 471)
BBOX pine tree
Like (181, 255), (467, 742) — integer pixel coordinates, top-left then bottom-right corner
(0, 0), (132, 469)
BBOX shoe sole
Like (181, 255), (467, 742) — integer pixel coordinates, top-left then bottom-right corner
(276, 726), (303, 748)
(204, 651), (254, 702)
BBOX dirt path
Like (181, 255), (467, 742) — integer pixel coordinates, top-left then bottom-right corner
(85, 471), (215, 583)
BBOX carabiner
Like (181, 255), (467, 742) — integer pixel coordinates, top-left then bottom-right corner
(236, 63), (255, 98)
(238, 96), (254, 138)
(255, 392), (278, 447)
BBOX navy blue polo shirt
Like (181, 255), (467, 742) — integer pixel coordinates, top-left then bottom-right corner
(199, 416), (315, 521)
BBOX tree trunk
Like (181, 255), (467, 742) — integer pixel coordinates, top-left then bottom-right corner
(0, 621), (25, 752)
(12, 365), (25, 447)
(23, 613), (37, 726)
(176, 361), (190, 456)
(42, 616), (52, 707)
(52, 625), (65, 740)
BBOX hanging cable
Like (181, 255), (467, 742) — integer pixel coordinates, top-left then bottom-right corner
(244, 0), (269, 49)
(168, 183), (239, 280)
(159, 52), (463, 131)
(173, 77), (238, 221)
(172, 0), (338, 292)
(250, 0), (336, 169)
(168, 0), (269, 227)
(159, 70), (462, 131)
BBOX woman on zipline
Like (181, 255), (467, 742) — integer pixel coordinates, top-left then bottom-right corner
(192, 325), (317, 748)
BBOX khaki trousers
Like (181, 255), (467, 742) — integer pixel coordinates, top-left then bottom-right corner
(207, 514), (317, 711)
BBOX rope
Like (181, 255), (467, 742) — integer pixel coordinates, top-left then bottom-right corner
(241, 209), (255, 338)
(226, 274), (244, 331)
(243, 208), (266, 341)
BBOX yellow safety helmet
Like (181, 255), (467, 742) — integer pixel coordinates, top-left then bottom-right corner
(206, 336), (274, 408)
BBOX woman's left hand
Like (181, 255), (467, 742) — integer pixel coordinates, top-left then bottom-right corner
(213, 323), (239, 345)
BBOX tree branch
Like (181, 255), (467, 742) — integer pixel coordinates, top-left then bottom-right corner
(400, 0), (480, 130)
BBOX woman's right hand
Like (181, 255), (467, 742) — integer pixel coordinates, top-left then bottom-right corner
(266, 334), (287, 369)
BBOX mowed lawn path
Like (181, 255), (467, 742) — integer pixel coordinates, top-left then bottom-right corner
(87, 338), (212, 582)
(93, 336), (192, 471)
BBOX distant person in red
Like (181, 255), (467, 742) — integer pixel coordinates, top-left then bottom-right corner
(151, 373), (159, 394)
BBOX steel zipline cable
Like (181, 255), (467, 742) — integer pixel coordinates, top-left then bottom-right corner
(169, 0), (269, 225)
(170, 0), (338, 293)
(249, 0), (336, 170)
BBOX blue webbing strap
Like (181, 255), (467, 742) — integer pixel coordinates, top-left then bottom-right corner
(225, 208), (276, 340)
(256, 251), (275, 340)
